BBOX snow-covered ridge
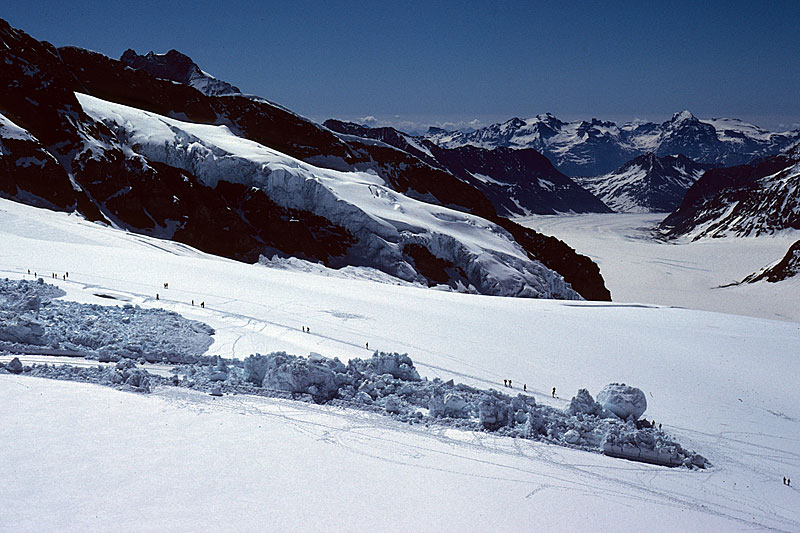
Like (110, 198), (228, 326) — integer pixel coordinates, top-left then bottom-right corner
(576, 153), (707, 213)
(660, 157), (800, 240)
(76, 93), (579, 299)
(425, 111), (800, 176)
(0, 112), (37, 142)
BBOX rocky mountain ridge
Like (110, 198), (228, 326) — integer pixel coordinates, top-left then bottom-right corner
(576, 153), (709, 213)
(424, 111), (800, 177)
(0, 17), (610, 300)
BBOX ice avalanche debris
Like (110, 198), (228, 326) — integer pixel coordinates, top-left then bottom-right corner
(597, 383), (648, 420)
(0, 278), (214, 361)
(0, 279), (705, 467)
(171, 352), (704, 468)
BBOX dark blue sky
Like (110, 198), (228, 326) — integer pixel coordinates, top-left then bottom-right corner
(5, 1), (799, 131)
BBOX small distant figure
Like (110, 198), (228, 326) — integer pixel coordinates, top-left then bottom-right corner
(509, 380), (512, 388)
(306, 327), (309, 333)
(65, 272), (68, 278)
(366, 342), (369, 350)
(784, 477), (787, 485)
(200, 301), (204, 308)
(62, 274), (66, 280)
(552, 387), (556, 398)
(191, 300), (194, 306)
(658, 423), (662, 430)
(34, 272), (36, 277)
(164, 282), (169, 289)
(27, 269), (30, 274)
(504, 379), (508, 387)
(156, 293), (159, 300)
(523, 384), (527, 392)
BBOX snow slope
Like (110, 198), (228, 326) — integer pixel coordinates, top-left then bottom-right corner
(1, 199), (799, 530)
(75, 92), (577, 300)
(520, 213), (800, 322)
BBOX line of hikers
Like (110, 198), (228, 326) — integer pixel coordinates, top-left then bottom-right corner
(28, 269), (69, 280)
(502, 382), (562, 397)
(502, 379), (530, 393)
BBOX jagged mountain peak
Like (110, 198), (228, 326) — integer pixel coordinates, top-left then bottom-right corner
(576, 152), (708, 213)
(120, 48), (240, 97)
(425, 110), (799, 176)
(669, 110), (698, 124)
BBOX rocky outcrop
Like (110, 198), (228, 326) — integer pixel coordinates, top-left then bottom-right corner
(659, 148), (800, 240)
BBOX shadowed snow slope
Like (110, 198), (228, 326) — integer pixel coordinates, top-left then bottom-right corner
(1, 198), (799, 530)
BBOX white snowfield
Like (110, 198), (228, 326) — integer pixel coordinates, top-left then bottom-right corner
(520, 213), (800, 322)
(1, 199), (799, 531)
(75, 92), (576, 300)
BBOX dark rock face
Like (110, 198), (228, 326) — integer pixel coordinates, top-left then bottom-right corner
(424, 144), (611, 216)
(743, 240), (800, 283)
(0, 120), (74, 210)
(0, 17), (611, 300)
(0, 20), (356, 267)
(659, 149), (800, 239)
(577, 153), (710, 213)
(120, 49), (241, 96)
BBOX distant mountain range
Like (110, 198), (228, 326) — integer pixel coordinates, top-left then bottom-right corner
(424, 111), (800, 177)
(0, 18), (609, 300)
(575, 153), (710, 213)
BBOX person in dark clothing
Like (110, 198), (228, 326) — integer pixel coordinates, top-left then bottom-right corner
(156, 293), (159, 300)
(504, 379), (507, 387)
(552, 387), (556, 398)
(523, 384), (527, 392)
(200, 301), (204, 308)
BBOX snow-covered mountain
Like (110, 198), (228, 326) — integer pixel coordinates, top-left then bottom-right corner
(324, 120), (611, 216)
(575, 153), (709, 213)
(0, 17), (613, 300)
(425, 111), (800, 176)
(659, 145), (800, 240)
(120, 49), (242, 97)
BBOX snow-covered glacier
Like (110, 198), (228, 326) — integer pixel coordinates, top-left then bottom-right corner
(76, 93), (579, 299)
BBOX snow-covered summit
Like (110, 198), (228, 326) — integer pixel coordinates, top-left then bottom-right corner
(576, 152), (708, 213)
